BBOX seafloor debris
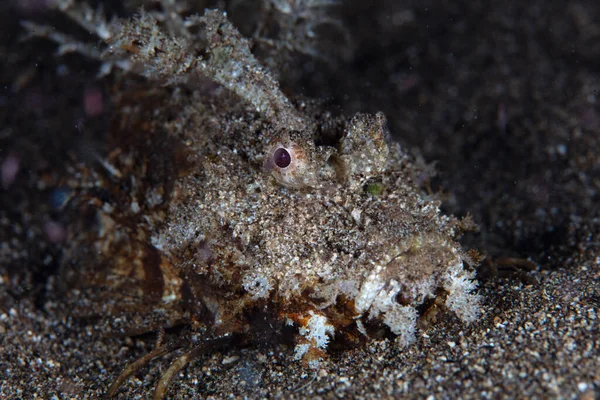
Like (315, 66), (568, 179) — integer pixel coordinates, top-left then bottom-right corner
(22, 1), (482, 397)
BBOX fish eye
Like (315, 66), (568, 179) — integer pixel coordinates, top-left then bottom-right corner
(265, 139), (313, 188)
(273, 147), (291, 168)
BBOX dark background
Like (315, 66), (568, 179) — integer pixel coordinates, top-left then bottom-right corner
(1, 1), (598, 398)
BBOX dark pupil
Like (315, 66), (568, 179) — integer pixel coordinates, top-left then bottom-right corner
(273, 148), (291, 168)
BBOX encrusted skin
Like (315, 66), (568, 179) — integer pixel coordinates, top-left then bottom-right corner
(43, 4), (482, 372)
(61, 86), (480, 366)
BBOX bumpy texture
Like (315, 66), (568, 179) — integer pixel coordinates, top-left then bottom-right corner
(153, 107), (481, 351)
(23, 1), (481, 394)
(4, 1), (600, 398)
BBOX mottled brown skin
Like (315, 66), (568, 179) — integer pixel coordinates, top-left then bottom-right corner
(61, 81), (479, 395)
(32, 4), (482, 398)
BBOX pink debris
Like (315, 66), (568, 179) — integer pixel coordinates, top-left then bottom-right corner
(83, 86), (104, 117)
(395, 74), (420, 93)
(497, 103), (507, 134)
(1, 152), (20, 189)
(44, 220), (68, 243)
